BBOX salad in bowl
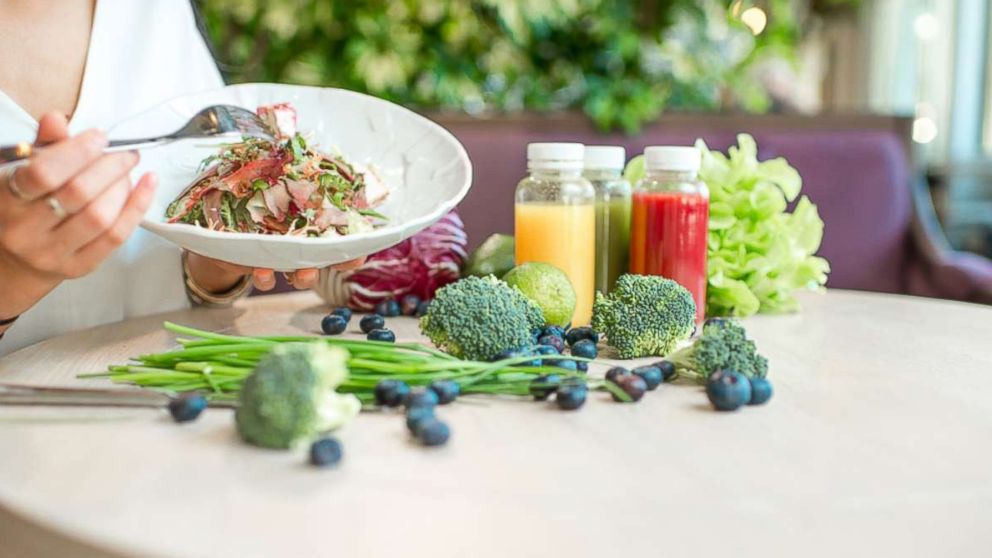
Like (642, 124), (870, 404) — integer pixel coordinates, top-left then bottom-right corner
(112, 83), (472, 271)
(166, 103), (389, 238)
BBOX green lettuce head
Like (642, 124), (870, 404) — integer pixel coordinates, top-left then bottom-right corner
(625, 134), (829, 317)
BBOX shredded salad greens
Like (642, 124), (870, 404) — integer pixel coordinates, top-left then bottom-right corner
(165, 103), (388, 237)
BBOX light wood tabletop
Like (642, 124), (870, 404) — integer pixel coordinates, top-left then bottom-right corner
(0, 289), (990, 558)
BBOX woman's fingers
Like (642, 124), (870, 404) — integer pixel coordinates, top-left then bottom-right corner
(331, 257), (367, 272)
(14, 129), (107, 201)
(0, 147), (138, 269)
(286, 268), (318, 289)
(64, 174), (157, 279)
(27, 152), (141, 232)
(52, 151), (139, 215)
(35, 112), (70, 144)
(51, 174), (132, 253)
(186, 260), (318, 292)
(0, 117), (147, 284)
(195, 256), (251, 277)
(252, 269), (276, 291)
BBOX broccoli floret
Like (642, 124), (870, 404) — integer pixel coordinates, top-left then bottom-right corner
(236, 342), (360, 449)
(591, 274), (696, 359)
(419, 275), (544, 361)
(666, 319), (768, 383)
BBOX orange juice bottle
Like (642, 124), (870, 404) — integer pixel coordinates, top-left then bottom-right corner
(514, 143), (596, 325)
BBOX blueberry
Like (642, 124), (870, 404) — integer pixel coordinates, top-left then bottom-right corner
(168, 393), (207, 422)
(555, 385), (587, 410)
(309, 437), (343, 467)
(570, 339), (597, 360)
(529, 374), (561, 400)
(417, 419), (451, 446)
(536, 344), (559, 356)
(611, 375), (647, 402)
(633, 365), (663, 391)
(703, 318), (729, 329)
(331, 307), (352, 322)
(367, 328), (396, 342)
(576, 361), (588, 372)
(705, 370), (752, 411)
(373, 300), (390, 316)
(541, 325), (565, 337)
(405, 388), (440, 409)
(384, 299), (402, 317)
(541, 326), (566, 339)
(373, 299), (401, 317)
(654, 360), (677, 382)
(531, 328), (542, 344)
(493, 348), (521, 361)
(565, 326), (600, 347)
(605, 366), (630, 383)
(510, 348), (542, 368)
(429, 380), (460, 404)
(321, 314), (347, 335)
(537, 335), (565, 354)
(374, 379), (410, 407)
(414, 300), (431, 317)
(553, 359), (578, 371)
(400, 294), (421, 316)
(748, 377), (773, 405)
(360, 314), (385, 333)
(406, 406), (435, 435)
(561, 376), (587, 389)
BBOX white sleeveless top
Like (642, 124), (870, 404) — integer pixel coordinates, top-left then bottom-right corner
(0, 0), (224, 355)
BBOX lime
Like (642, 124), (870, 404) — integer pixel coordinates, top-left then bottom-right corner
(463, 234), (515, 278)
(504, 262), (576, 327)
(623, 154), (646, 184)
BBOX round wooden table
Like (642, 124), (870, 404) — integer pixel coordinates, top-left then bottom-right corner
(1, 290), (990, 558)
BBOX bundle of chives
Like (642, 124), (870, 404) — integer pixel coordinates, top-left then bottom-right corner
(78, 322), (625, 405)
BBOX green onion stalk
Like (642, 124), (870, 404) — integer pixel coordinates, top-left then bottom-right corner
(78, 323), (629, 405)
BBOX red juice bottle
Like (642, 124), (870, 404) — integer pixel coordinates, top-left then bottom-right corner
(630, 146), (709, 322)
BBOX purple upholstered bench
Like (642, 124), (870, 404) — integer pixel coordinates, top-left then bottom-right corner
(439, 113), (992, 304)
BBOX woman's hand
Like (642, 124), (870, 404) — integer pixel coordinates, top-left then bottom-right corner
(185, 252), (366, 294)
(184, 252), (319, 292)
(0, 113), (156, 321)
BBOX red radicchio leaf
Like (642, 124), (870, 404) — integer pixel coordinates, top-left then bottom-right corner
(316, 212), (468, 310)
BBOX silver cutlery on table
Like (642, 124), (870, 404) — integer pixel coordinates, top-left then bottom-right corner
(0, 383), (236, 408)
(0, 105), (276, 165)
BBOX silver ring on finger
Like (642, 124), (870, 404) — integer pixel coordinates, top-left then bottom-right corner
(5, 167), (32, 201)
(47, 195), (68, 220)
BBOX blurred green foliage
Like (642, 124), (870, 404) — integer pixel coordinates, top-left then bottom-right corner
(198, 0), (853, 133)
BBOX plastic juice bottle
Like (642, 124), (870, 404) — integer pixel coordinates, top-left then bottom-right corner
(583, 146), (631, 295)
(630, 146), (709, 323)
(515, 143), (596, 326)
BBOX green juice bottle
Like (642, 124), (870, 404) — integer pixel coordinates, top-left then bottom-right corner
(583, 146), (631, 294)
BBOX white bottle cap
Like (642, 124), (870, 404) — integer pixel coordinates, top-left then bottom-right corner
(528, 142), (585, 170)
(583, 146), (626, 170)
(644, 146), (701, 172)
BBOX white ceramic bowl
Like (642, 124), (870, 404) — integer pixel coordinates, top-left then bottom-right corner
(112, 83), (472, 271)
